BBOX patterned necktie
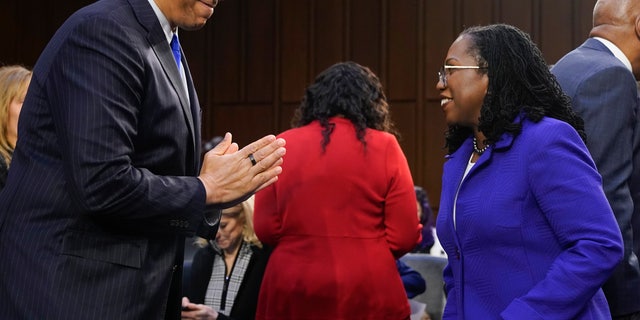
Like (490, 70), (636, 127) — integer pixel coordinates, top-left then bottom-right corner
(170, 33), (181, 69)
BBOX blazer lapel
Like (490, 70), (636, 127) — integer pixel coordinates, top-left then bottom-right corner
(128, 0), (198, 169)
(148, 36), (196, 149)
(183, 58), (202, 172)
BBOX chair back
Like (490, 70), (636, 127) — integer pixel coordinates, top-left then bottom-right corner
(400, 253), (447, 320)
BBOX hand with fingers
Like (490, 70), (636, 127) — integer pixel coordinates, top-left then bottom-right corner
(198, 132), (286, 208)
(181, 297), (218, 320)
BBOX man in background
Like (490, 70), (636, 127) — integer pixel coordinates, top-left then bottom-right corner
(552, 0), (640, 318)
(0, 0), (285, 319)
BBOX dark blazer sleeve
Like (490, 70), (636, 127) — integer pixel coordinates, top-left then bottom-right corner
(186, 246), (215, 304)
(43, 13), (205, 232)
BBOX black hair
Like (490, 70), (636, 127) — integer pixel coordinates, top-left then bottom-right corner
(445, 24), (585, 154)
(291, 61), (398, 152)
(414, 185), (432, 225)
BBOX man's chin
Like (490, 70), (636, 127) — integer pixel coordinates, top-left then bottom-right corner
(181, 20), (209, 31)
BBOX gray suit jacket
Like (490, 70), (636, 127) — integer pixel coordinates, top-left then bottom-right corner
(0, 0), (206, 318)
(552, 37), (640, 316)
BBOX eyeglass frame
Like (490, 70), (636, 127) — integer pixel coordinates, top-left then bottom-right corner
(438, 65), (488, 87)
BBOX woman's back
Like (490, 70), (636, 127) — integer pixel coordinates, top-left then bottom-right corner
(254, 117), (418, 320)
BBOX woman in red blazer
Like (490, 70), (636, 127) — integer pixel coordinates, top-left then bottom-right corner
(254, 61), (420, 320)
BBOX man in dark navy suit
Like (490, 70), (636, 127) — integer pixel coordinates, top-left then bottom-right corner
(0, 0), (285, 319)
(552, 0), (640, 318)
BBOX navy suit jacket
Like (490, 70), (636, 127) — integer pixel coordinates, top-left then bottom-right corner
(552, 38), (640, 316)
(436, 116), (622, 319)
(0, 0), (207, 319)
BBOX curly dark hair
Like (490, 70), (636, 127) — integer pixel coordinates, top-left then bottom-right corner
(445, 24), (586, 154)
(291, 61), (398, 152)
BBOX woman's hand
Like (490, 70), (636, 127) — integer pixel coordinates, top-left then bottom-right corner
(181, 297), (219, 320)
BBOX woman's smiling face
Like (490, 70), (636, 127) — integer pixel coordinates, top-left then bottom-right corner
(437, 35), (488, 129)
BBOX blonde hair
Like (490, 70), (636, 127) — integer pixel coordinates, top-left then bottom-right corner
(195, 195), (263, 249)
(0, 65), (32, 167)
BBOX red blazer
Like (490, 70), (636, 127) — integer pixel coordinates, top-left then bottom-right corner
(254, 117), (419, 320)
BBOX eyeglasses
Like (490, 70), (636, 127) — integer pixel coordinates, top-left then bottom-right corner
(438, 65), (487, 87)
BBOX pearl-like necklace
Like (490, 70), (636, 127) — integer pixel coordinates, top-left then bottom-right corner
(473, 137), (490, 155)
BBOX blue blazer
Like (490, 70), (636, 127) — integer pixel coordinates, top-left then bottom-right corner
(436, 116), (623, 319)
(0, 0), (206, 319)
(552, 38), (640, 316)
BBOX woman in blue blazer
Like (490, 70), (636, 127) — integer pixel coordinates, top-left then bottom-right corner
(435, 24), (623, 319)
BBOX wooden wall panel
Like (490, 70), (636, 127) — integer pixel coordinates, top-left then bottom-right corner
(280, 0), (310, 102)
(279, 103), (299, 133)
(460, 0), (495, 30)
(387, 0), (418, 100)
(1, 1), (93, 67)
(425, 0), (456, 100)
(349, 0), (383, 74)
(212, 104), (276, 147)
(539, 0), (573, 64)
(246, 0), (276, 103)
(391, 102), (418, 175)
(0, 1), (14, 65)
(574, 0), (597, 48)
(421, 101), (449, 207)
(211, 0), (242, 104)
(499, 0), (534, 34)
(182, 25), (211, 119)
(314, 0), (346, 74)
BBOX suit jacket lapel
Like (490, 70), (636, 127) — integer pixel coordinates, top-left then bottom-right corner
(183, 58), (202, 172)
(148, 36), (196, 153)
(128, 0), (198, 170)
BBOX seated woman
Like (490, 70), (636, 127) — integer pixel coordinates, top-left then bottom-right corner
(0, 65), (31, 190)
(182, 196), (270, 320)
